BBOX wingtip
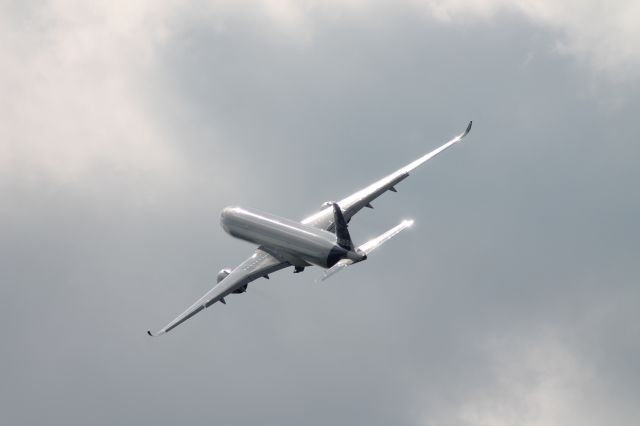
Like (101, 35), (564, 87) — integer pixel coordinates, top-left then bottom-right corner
(461, 121), (472, 138)
(147, 330), (154, 337)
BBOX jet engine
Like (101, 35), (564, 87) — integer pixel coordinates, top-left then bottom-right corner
(217, 268), (232, 283)
(231, 284), (248, 294)
(321, 201), (336, 209)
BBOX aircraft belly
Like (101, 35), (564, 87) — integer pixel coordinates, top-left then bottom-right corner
(220, 206), (342, 268)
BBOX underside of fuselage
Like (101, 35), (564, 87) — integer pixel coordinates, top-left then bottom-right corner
(220, 206), (361, 268)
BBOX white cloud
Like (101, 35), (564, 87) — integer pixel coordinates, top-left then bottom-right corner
(260, 0), (640, 80)
(206, 0), (640, 79)
(2, 0), (638, 185)
(415, 0), (640, 81)
(414, 330), (615, 426)
(0, 1), (185, 185)
(456, 332), (595, 426)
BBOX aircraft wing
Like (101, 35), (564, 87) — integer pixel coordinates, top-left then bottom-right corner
(147, 248), (289, 336)
(301, 121), (471, 230)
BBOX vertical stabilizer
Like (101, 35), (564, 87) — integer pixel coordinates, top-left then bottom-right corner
(331, 203), (354, 251)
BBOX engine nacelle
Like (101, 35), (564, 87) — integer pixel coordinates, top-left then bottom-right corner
(231, 284), (248, 294)
(217, 268), (232, 283)
(321, 201), (335, 210)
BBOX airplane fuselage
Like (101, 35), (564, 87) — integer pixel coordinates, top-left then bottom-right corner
(220, 206), (362, 268)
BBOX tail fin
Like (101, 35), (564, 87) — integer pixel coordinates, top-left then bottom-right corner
(331, 203), (354, 251)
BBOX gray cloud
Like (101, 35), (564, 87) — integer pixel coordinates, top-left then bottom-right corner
(1, 2), (639, 426)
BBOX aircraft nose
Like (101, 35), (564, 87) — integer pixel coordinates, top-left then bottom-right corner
(220, 206), (241, 231)
(220, 206), (235, 223)
(220, 207), (233, 233)
(220, 206), (231, 220)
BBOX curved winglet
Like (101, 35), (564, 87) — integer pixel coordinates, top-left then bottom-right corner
(460, 121), (472, 139)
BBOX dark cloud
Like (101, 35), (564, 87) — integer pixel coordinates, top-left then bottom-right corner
(1, 3), (638, 426)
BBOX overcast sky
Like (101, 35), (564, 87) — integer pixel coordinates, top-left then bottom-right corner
(1, 1), (639, 425)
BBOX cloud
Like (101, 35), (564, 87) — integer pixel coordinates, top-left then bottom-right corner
(197, 0), (640, 80)
(0, 1), (185, 185)
(455, 331), (595, 426)
(413, 0), (640, 81)
(2, 2), (639, 426)
(2, 0), (638, 186)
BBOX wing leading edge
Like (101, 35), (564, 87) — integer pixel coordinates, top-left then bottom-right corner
(147, 248), (289, 336)
(302, 121), (472, 231)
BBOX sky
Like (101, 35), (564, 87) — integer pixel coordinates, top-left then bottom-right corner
(1, 1), (639, 425)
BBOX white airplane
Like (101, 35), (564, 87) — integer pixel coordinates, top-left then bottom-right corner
(148, 122), (472, 336)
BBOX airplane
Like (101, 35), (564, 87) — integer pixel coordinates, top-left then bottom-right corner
(147, 121), (472, 336)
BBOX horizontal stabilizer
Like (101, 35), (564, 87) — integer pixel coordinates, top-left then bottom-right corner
(318, 219), (414, 282)
(317, 258), (353, 282)
(359, 219), (414, 255)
